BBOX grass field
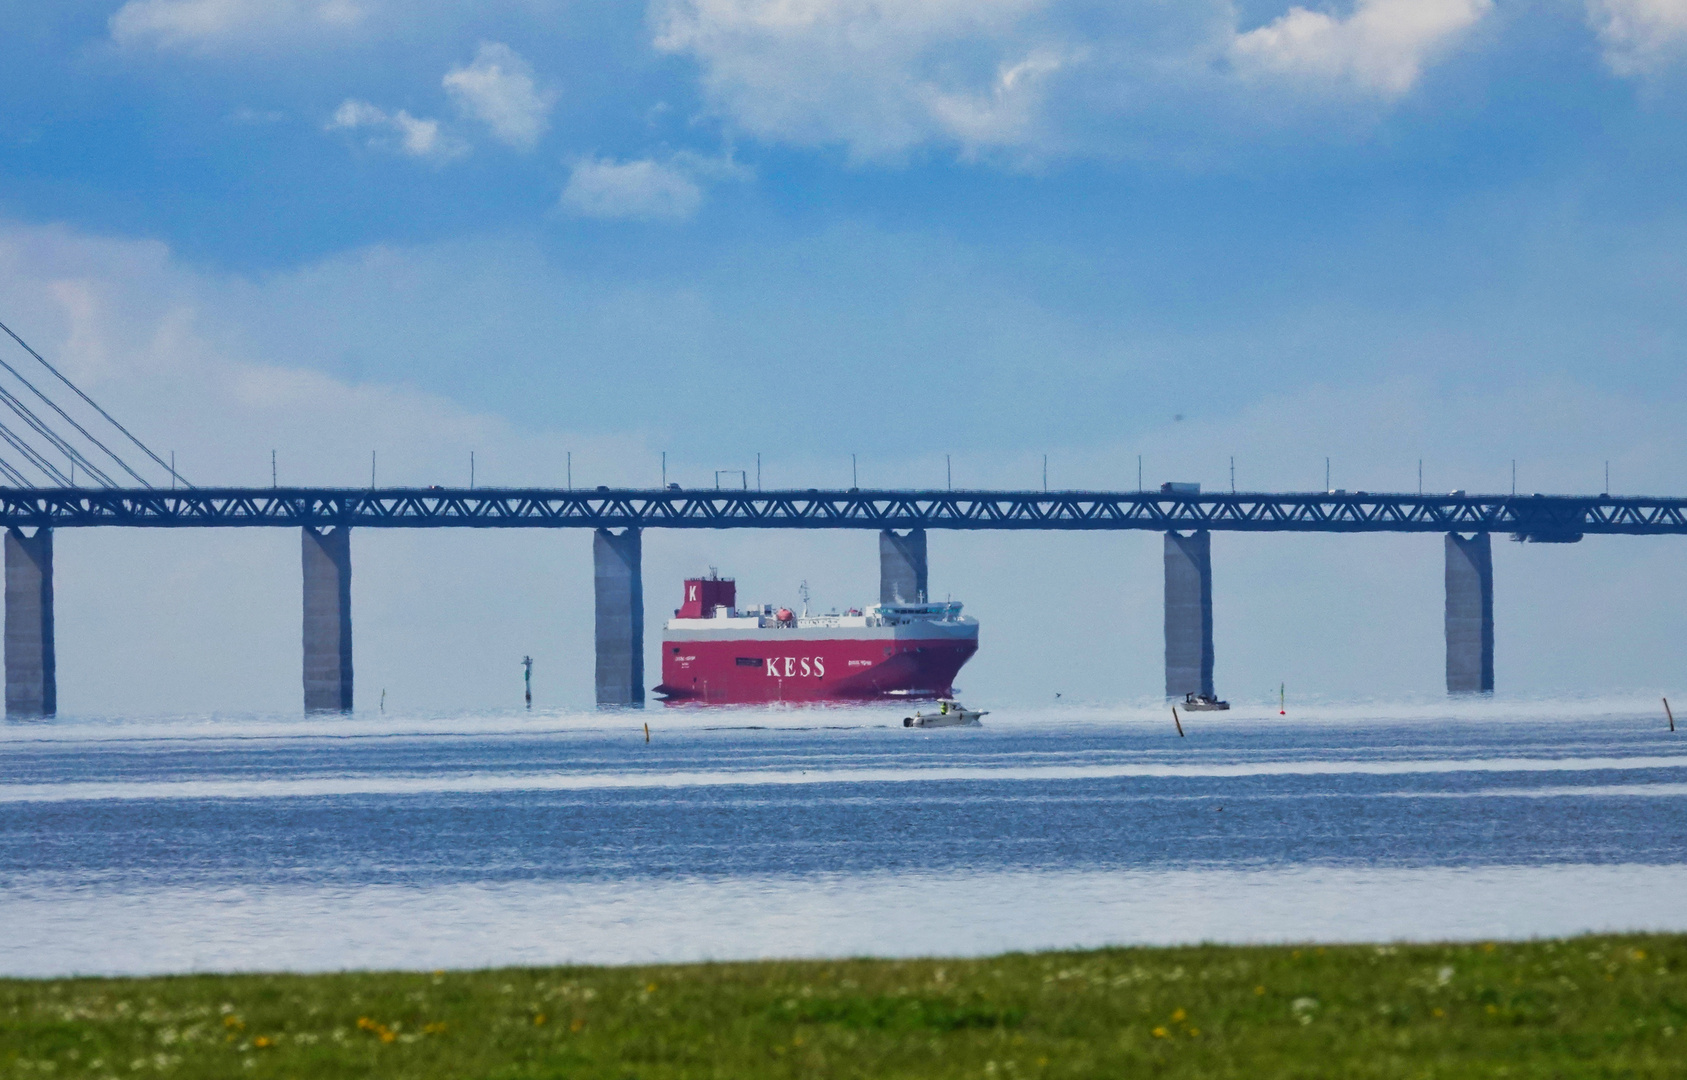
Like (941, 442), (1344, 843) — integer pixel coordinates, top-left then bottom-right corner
(3, 935), (1684, 1078)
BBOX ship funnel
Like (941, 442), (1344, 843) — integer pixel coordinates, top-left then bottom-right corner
(678, 575), (736, 618)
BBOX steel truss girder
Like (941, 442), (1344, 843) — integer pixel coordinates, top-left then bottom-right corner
(0, 488), (1683, 535)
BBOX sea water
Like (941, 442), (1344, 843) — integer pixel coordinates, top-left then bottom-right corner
(3, 697), (1685, 976)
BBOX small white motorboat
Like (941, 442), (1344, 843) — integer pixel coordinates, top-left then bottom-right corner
(1181, 692), (1230, 712)
(904, 699), (987, 727)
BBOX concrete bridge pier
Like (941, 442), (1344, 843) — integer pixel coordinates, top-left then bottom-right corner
(5, 527), (55, 717)
(1445, 532), (1494, 694)
(302, 526), (353, 713)
(594, 527), (644, 707)
(1164, 530), (1215, 700)
(879, 528), (928, 604)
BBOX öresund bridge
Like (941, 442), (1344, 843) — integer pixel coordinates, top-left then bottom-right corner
(6, 485), (1686, 714)
(3, 318), (1685, 715)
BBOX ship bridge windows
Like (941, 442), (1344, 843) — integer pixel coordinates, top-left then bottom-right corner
(735, 657), (765, 667)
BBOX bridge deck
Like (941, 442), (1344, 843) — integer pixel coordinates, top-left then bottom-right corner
(0, 488), (1681, 536)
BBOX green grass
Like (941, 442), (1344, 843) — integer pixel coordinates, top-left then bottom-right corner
(3, 935), (1685, 1078)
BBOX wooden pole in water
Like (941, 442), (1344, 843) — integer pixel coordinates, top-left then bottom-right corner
(1172, 706), (1184, 738)
(644, 722), (651, 743)
(1666, 697), (1675, 733)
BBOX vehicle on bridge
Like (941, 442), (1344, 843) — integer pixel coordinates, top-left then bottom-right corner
(654, 573), (978, 704)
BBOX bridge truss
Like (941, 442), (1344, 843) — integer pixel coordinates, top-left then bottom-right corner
(1, 488), (1684, 538)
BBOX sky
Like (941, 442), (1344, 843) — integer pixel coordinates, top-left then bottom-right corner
(3, 0), (1687, 714)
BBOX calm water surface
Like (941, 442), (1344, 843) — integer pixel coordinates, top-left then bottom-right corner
(3, 699), (1684, 975)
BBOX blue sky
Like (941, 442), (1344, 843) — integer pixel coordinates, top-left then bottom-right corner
(5, 0), (1686, 465)
(3, 0), (1687, 711)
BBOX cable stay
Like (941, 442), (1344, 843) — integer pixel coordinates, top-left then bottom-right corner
(0, 351), (141, 485)
(0, 454), (29, 487)
(0, 418), (72, 485)
(0, 381), (120, 487)
(0, 315), (190, 489)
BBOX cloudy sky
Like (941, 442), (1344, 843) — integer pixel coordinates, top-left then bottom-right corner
(3, 0), (1687, 715)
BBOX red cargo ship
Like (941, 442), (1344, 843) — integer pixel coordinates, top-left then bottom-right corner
(654, 573), (979, 704)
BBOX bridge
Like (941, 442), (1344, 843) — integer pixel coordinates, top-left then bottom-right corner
(0, 316), (1676, 714)
(4, 484), (1680, 714)
(0, 487), (1679, 536)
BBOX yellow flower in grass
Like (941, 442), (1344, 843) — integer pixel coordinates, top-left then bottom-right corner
(252, 1037), (273, 1049)
(1171, 1009), (1186, 1022)
(1151, 1026), (1169, 1039)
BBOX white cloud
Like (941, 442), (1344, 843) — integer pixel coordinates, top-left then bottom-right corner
(320, 46), (555, 164)
(652, 0), (1067, 160)
(329, 99), (386, 129)
(1588, 0), (1687, 75)
(560, 157), (706, 221)
(110, 0), (363, 51)
(1229, 0), (1492, 96)
(653, 0), (1491, 160)
(557, 150), (752, 220)
(327, 99), (468, 162)
(922, 47), (1071, 149)
(443, 42), (557, 151)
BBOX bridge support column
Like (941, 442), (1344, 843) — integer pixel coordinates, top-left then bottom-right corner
(1164, 530), (1214, 700)
(1445, 532), (1494, 694)
(5, 527), (55, 717)
(302, 526), (353, 713)
(595, 527), (643, 707)
(879, 528), (928, 604)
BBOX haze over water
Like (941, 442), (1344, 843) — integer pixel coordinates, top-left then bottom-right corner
(4, 698), (1685, 977)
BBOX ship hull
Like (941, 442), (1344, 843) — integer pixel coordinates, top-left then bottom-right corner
(656, 629), (977, 704)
